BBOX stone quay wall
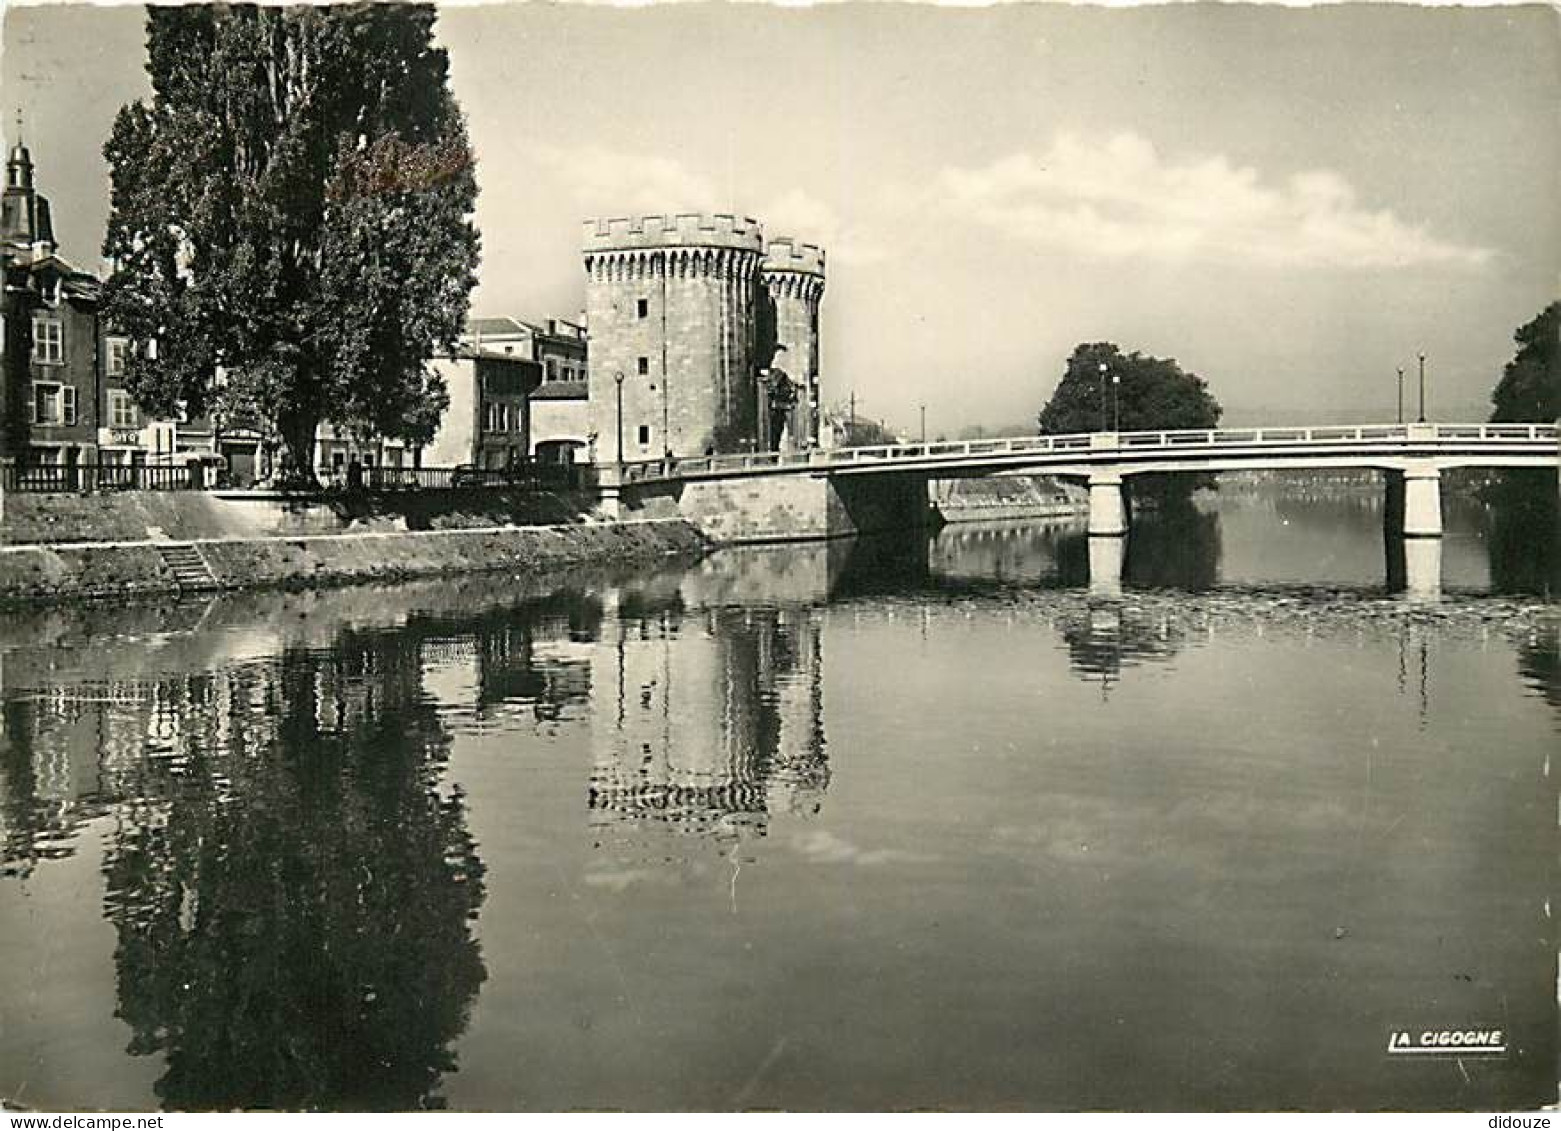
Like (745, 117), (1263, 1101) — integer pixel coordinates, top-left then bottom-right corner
(0, 518), (708, 606)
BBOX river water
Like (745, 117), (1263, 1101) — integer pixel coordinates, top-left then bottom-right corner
(0, 481), (1556, 1111)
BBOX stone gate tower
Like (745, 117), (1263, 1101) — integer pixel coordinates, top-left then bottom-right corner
(758, 239), (826, 451)
(584, 214), (764, 459)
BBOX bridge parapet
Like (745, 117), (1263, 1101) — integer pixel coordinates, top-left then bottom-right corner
(604, 422), (1557, 486)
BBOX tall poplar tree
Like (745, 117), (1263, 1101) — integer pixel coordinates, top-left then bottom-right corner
(102, 4), (479, 482)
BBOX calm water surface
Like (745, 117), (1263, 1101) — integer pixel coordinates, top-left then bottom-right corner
(0, 482), (1556, 1111)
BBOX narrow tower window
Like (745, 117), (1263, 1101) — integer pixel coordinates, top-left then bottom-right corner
(637, 356), (649, 375)
(636, 298), (649, 319)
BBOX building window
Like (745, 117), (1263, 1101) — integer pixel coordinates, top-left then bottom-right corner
(31, 381), (75, 425)
(637, 424), (650, 447)
(485, 401), (511, 433)
(545, 358), (559, 383)
(106, 337), (130, 378)
(636, 298), (649, 319)
(31, 318), (63, 365)
(637, 356), (649, 376)
(108, 389), (139, 429)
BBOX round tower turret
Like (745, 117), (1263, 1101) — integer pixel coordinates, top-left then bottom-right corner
(583, 213), (765, 459)
(759, 239), (826, 451)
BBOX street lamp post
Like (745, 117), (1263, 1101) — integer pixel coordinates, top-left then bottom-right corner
(1417, 353), (1427, 424)
(919, 403), (926, 444)
(1098, 362), (1109, 432)
(1111, 370), (1121, 433)
(1396, 367), (1405, 425)
(613, 370), (625, 468)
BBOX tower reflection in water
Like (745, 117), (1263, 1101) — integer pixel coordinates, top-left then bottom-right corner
(587, 574), (829, 853)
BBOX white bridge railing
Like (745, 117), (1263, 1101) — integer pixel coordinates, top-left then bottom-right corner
(615, 422), (1558, 484)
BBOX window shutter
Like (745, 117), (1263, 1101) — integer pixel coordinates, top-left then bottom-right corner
(62, 384), (77, 425)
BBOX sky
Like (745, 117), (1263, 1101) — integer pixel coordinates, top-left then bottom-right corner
(3, 1), (1557, 435)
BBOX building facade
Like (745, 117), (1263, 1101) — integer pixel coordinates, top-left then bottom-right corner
(0, 140), (225, 476)
(468, 316), (591, 465)
(583, 213), (826, 461)
(2, 140), (101, 468)
(422, 350), (542, 470)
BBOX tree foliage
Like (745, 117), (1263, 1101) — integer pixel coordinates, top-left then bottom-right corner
(102, 4), (480, 480)
(1489, 302), (1559, 423)
(1037, 342), (1222, 435)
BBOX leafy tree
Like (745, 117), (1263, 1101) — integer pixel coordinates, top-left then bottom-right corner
(1489, 302), (1559, 423)
(1039, 342), (1223, 506)
(102, 4), (479, 483)
(1038, 342), (1223, 435)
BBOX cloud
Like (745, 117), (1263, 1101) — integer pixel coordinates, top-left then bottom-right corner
(935, 132), (1494, 271)
(756, 187), (889, 266)
(790, 829), (933, 867)
(530, 142), (722, 218)
(526, 144), (886, 265)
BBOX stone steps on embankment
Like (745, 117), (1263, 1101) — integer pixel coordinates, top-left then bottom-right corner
(154, 543), (220, 593)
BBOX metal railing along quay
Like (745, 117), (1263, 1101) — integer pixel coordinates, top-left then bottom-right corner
(1, 462), (212, 493)
(1, 461), (580, 494)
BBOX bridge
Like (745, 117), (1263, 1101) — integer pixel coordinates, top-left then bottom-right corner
(595, 421), (1557, 596)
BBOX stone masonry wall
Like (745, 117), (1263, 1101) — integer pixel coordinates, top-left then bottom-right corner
(585, 215), (764, 458)
(620, 470), (935, 544)
(760, 239), (826, 450)
(583, 212), (764, 458)
(0, 519), (708, 605)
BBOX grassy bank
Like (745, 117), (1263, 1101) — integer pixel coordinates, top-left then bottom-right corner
(0, 519), (709, 606)
(2, 487), (596, 545)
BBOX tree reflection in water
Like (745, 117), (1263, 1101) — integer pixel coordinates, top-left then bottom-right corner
(1122, 500), (1222, 591)
(1486, 470), (1560, 596)
(1515, 619), (1561, 713)
(1058, 603), (1190, 685)
(100, 631), (486, 1111)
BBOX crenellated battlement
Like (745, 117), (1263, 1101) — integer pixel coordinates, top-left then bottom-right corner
(583, 212), (765, 254)
(583, 207), (827, 456)
(762, 238), (826, 278)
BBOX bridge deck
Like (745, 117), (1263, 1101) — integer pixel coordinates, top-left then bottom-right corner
(611, 422), (1558, 485)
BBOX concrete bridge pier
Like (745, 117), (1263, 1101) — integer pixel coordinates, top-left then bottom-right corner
(1383, 463), (1442, 600)
(1087, 471), (1127, 537)
(1401, 461), (1444, 538)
